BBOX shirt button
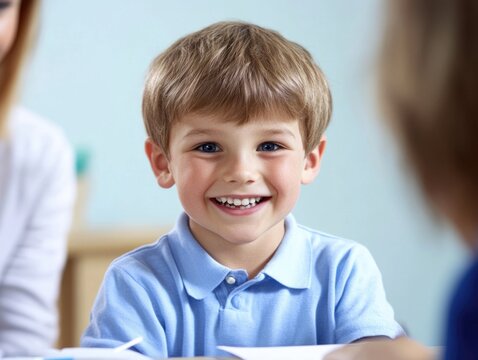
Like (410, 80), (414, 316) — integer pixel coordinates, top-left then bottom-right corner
(225, 275), (236, 285)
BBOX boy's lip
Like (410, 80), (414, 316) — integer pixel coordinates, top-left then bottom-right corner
(210, 195), (272, 205)
(209, 195), (271, 213)
(211, 194), (268, 199)
(210, 195), (272, 206)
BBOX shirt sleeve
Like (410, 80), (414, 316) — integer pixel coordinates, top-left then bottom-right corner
(333, 244), (404, 343)
(0, 134), (75, 356)
(81, 263), (169, 358)
(443, 259), (478, 360)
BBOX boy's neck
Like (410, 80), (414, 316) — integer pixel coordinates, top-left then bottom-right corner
(189, 219), (285, 279)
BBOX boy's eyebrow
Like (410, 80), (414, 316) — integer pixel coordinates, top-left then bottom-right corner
(183, 128), (221, 138)
(259, 128), (297, 139)
(184, 127), (297, 138)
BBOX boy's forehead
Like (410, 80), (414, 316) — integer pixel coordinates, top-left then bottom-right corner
(175, 110), (299, 126)
(169, 112), (303, 143)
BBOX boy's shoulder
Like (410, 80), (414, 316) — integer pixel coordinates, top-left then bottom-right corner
(291, 219), (377, 274)
(278, 215), (376, 275)
(106, 234), (173, 277)
(295, 220), (364, 254)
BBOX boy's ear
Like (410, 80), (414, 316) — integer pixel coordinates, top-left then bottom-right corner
(145, 138), (175, 188)
(301, 135), (327, 184)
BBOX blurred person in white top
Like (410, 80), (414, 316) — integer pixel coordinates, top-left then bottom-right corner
(0, 0), (75, 356)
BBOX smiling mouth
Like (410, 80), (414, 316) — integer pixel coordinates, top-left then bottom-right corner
(213, 196), (268, 209)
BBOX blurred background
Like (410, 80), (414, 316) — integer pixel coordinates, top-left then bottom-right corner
(21, 0), (466, 347)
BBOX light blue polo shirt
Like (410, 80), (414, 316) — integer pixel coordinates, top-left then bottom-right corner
(81, 212), (403, 358)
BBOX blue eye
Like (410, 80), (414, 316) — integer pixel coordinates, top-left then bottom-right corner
(257, 142), (281, 152)
(196, 143), (220, 153)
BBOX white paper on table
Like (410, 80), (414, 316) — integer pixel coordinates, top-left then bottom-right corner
(217, 344), (343, 360)
(42, 347), (152, 360)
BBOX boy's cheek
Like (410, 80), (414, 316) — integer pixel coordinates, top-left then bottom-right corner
(173, 161), (212, 190)
(270, 157), (307, 179)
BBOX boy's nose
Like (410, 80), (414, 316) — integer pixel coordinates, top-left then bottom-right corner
(222, 154), (259, 184)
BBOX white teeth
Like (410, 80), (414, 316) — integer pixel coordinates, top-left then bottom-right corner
(215, 196), (264, 208)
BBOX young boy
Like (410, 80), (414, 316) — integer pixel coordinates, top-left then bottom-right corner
(81, 21), (403, 358)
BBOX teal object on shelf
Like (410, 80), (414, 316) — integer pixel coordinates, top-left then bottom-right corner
(75, 147), (90, 177)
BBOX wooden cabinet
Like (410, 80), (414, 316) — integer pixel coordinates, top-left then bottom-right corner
(58, 227), (169, 347)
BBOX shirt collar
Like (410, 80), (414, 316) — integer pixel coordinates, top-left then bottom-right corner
(168, 213), (230, 300)
(261, 213), (312, 289)
(167, 212), (312, 300)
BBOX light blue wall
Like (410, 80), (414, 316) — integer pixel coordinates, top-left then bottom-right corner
(21, 0), (466, 345)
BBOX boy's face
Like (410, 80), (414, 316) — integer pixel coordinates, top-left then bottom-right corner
(146, 112), (325, 254)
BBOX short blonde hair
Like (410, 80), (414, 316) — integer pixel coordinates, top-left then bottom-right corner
(379, 0), (478, 223)
(0, 0), (39, 137)
(142, 21), (332, 156)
